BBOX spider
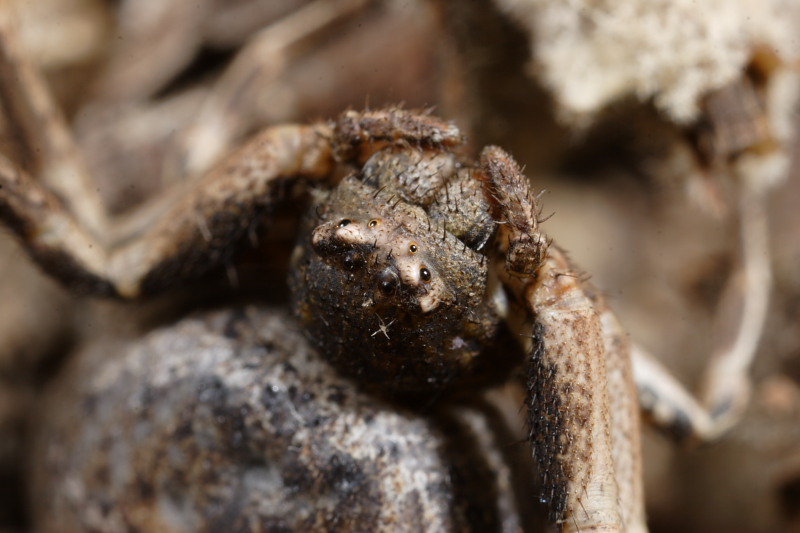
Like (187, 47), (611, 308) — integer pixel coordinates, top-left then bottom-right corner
(0, 11), (762, 533)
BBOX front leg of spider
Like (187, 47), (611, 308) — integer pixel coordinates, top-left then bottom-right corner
(480, 147), (646, 533)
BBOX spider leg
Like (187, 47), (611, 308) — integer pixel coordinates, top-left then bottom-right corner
(0, 122), (335, 298)
(633, 183), (771, 442)
(0, 8), (344, 299)
(596, 297), (646, 531)
(0, 9), (106, 236)
(480, 146), (646, 532)
(700, 184), (771, 431)
(633, 75), (776, 443)
(332, 107), (465, 163)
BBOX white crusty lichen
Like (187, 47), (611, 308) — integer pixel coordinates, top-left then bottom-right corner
(497, 0), (800, 191)
(496, 0), (800, 125)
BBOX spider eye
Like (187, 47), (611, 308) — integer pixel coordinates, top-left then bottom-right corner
(419, 267), (432, 283)
(377, 269), (399, 296)
(338, 219), (351, 227)
(343, 251), (363, 270)
(408, 243), (418, 254)
(368, 219), (380, 228)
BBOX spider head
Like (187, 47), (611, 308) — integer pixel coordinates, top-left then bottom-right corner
(289, 176), (515, 395)
(309, 210), (452, 315)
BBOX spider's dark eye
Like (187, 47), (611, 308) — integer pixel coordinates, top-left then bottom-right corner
(343, 251), (363, 270)
(377, 269), (399, 296)
(368, 219), (380, 228)
(408, 243), (418, 254)
(419, 267), (432, 283)
(338, 219), (351, 227)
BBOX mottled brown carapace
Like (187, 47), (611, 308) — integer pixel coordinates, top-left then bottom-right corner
(290, 134), (517, 395)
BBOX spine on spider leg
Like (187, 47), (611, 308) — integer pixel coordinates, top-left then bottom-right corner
(523, 248), (624, 532)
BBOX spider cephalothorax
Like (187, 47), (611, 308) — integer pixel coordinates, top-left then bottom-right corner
(290, 146), (522, 394)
